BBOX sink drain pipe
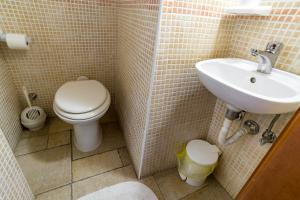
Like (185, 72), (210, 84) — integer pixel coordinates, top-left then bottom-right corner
(218, 105), (259, 145)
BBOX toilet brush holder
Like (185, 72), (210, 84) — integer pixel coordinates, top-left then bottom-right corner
(21, 106), (47, 131)
(20, 86), (47, 131)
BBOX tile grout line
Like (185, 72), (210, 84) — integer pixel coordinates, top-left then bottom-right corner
(118, 147), (132, 167)
(116, 148), (124, 166)
(45, 128), (50, 149)
(71, 145), (126, 161)
(34, 183), (72, 197)
(15, 126), (72, 156)
(72, 165), (132, 184)
(177, 180), (211, 200)
(15, 141), (71, 157)
(70, 129), (74, 200)
(152, 175), (166, 200)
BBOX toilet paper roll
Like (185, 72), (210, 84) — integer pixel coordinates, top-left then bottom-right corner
(6, 33), (30, 50)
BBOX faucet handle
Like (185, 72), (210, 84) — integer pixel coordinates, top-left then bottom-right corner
(265, 41), (282, 54)
(260, 130), (277, 145)
(250, 48), (258, 56)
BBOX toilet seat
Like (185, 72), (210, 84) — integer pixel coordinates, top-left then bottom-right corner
(53, 93), (110, 121)
(55, 80), (108, 114)
(53, 80), (111, 122)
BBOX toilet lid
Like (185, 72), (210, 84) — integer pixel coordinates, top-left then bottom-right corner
(186, 140), (221, 166)
(55, 80), (107, 114)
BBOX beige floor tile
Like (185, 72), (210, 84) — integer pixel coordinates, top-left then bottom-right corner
(154, 168), (202, 200)
(15, 135), (48, 156)
(48, 130), (70, 148)
(118, 147), (132, 166)
(72, 123), (126, 160)
(72, 150), (123, 181)
(17, 145), (72, 194)
(21, 125), (49, 139)
(99, 107), (117, 124)
(140, 176), (165, 200)
(48, 118), (72, 134)
(36, 185), (71, 200)
(182, 177), (232, 200)
(72, 165), (137, 200)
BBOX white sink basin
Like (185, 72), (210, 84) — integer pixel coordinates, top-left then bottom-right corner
(195, 58), (300, 114)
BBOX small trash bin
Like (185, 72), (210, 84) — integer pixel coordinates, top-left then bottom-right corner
(177, 139), (221, 186)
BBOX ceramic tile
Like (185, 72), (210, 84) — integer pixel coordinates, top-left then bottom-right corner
(48, 130), (70, 148)
(72, 123), (125, 160)
(17, 145), (71, 194)
(140, 176), (165, 200)
(182, 177), (232, 200)
(0, 1), (117, 116)
(118, 147), (132, 166)
(0, 128), (34, 200)
(14, 135), (48, 156)
(154, 168), (202, 200)
(116, 0), (160, 175)
(138, 0), (232, 177)
(0, 57), (22, 150)
(36, 185), (71, 200)
(73, 165), (164, 200)
(99, 107), (118, 124)
(48, 118), (72, 134)
(72, 165), (137, 200)
(72, 150), (123, 181)
(21, 125), (49, 139)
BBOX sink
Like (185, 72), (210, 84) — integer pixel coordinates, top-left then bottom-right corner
(195, 58), (300, 114)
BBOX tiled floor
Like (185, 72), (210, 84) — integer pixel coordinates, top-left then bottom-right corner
(15, 108), (232, 200)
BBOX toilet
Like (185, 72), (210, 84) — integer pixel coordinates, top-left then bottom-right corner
(53, 77), (111, 152)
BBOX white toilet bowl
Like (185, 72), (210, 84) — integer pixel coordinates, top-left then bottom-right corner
(53, 78), (110, 152)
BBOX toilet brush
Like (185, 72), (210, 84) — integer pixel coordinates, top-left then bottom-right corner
(22, 86), (38, 120)
(21, 86), (47, 131)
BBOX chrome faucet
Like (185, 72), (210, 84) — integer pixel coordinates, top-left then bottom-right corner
(251, 41), (283, 74)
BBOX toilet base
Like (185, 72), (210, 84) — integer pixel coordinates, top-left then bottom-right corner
(73, 121), (102, 152)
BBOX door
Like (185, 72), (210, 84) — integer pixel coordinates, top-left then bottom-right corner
(237, 109), (300, 200)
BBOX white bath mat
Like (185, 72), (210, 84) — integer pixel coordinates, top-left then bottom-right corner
(78, 181), (158, 200)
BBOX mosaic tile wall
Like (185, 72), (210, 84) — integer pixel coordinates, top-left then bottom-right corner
(0, 0), (298, 198)
(140, 0), (236, 177)
(115, 0), (160, 175)
(229, 0), (300, 74)
(207, 0), (300, 197)
(0, 0), (117, 115)
(0, 55), (22, 150)
(0, 128), (34, 200)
